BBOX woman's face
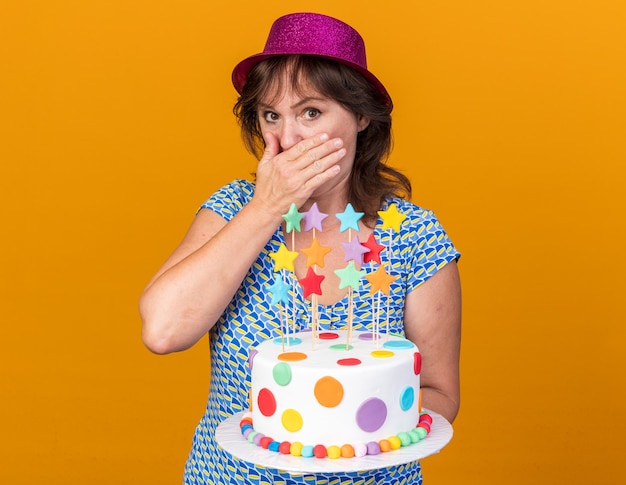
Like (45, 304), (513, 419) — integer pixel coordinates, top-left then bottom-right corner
(257, 82), (370, 196)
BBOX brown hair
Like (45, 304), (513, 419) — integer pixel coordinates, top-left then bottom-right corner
(233, 55), (411, 226)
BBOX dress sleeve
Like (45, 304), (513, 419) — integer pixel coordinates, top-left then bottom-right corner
(406, 209), (460, 292)
(197, 179), (255, 222)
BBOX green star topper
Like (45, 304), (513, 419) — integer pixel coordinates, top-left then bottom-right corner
(282, 203), (303, 233)
(334, 261), (365, 290)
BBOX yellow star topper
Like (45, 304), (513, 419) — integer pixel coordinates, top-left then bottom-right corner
(270, 243), (298, 272)
(365, 266), (397, 295)
(300, 237), (332, 268)
(378, 203), (406, 232)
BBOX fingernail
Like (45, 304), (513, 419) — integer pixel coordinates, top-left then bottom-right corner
(319, 133), (329, 141)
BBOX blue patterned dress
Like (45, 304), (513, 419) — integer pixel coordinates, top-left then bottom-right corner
(183, 179), (460, 485)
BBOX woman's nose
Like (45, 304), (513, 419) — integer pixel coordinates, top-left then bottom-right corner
(278, 120), (303, 151)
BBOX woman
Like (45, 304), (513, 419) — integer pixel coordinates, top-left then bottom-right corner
(140, 12), (461, 484)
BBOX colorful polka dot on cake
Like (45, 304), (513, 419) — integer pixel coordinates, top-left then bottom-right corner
(281, 408), (303, 432)
(277, 351), (307, 362)
(371, 350), (394, 358)
(257, 388), (276, 416)
(247, 349), (258, 369)
(400, 386), (415, 411)
(272, 362), (292, 386)
(272, 336), (302, 346)
(383, 340), (414, 350)
(356, 397), (387, 432)
(329, 343), (353, 351)
(414, 352), (422, 374)
(314, 376), (344, 407)
(358, 332), (378, 341)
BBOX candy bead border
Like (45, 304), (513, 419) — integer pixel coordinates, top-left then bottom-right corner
(238, 411), (433, 459)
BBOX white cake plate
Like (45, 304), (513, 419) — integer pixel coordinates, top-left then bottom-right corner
(215, 410), (453, 474)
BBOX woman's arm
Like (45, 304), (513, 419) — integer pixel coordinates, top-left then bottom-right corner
(139, 132), (346, 355)
(139, 201), (283, 354)
(403, 261), (462, 423)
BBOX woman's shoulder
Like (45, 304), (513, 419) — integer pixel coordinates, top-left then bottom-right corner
(199, 179), (256, 218)
(385, 197), (435, 222)
(384, 197), (460, 266)
(207, 178), (255, 201)
(384, 197), (455, 243)
(218, 178), (256, 199)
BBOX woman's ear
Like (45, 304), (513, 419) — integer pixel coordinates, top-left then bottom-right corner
(357, 115), (371, 132)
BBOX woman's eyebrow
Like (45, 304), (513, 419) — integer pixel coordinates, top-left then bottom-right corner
(290, 96), (326, 109)
(257, 96), (327, 111)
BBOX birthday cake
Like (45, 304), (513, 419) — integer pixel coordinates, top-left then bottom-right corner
(241, 329), (432, 458)
(237, 202), (433, 458)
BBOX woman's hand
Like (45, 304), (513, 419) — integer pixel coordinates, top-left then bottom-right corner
(252, 132), (346, 215)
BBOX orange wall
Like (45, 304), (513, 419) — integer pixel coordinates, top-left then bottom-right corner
(1, 1), (625, 484)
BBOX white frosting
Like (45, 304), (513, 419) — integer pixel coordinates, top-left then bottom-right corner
(250, 330), (421, 448)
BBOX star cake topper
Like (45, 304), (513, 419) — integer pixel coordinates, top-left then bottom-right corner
(270, 243), (298, 272)
(336, 203), (364, 233)
(282, 203), (303, 233)
(302, 202), (329, 232)
(362, 233), (385, 264)
(365, 265), (397, 295)
(299, 267), (325, 298)
(300, 238), (332, 268)
(378, 203), (406, 232)
(334, 261), (365, 290)
(341, 237), (369, 265)
(268, 278), (291, 305)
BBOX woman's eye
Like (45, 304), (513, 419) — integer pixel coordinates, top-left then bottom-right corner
(263, 111), (279, 122)
(303, 108), (321, 120)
